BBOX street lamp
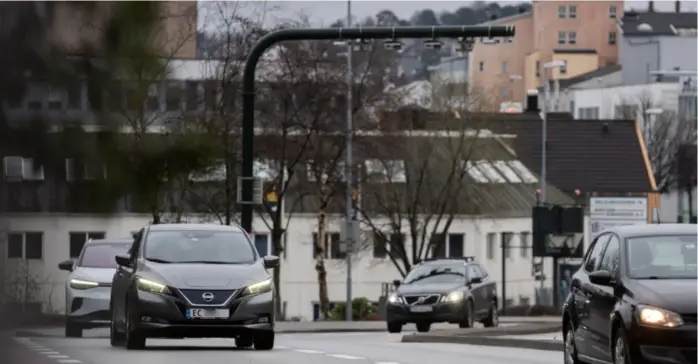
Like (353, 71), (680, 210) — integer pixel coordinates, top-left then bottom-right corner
(539, 60), (565, 203)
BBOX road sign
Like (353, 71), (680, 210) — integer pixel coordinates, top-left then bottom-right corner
(589, 197), (648, 238)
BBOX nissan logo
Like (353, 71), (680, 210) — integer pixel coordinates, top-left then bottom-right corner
(202, 292), (214, 302)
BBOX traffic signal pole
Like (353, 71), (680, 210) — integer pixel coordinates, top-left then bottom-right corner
(239, 25), (516, 233)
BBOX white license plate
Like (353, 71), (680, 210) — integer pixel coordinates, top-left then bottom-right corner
(186, 308), (229, 319)
(410, 306), (433, 313)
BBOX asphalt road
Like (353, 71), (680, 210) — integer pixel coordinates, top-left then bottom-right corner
(10, 331), (563, 364)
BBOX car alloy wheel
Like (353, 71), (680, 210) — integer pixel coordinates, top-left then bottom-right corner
(489, 304), (498, 326)
(466, 302), (474, 327)
(564, 327), (576, 364)
(614, 335), (626, 364)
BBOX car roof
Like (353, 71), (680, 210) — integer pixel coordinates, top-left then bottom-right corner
(417, 258), (476, 267)
(88, 238), (132, 244)
(611, 224), (697, 238)
(147, 223), (246, 233)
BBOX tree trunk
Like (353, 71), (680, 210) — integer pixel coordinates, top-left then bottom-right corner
(315, 210), (331, 320)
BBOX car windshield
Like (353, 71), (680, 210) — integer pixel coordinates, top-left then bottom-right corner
(144, 230), (256, 264)
(78, 243), (130, 268)
(403, 264), (466, 284)
(627, 234), (697, 279)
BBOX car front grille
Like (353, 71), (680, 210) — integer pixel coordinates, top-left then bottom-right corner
(681, 313), (697, 324)
(404, 294), (440, 305)
(177, 289), (237, 306)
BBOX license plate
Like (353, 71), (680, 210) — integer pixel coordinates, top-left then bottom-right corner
(186, 308), (229, 319)
(410, 306), (433, 313)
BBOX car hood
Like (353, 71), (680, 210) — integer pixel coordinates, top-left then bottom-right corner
(138, 261), (269, 290)
(72, 267), (116, 284)
(629, 279), (698, 314)
(396, 283), (462, 295)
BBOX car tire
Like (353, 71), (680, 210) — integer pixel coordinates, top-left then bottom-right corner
(564, 320), (582, 364)
(612, 327), (632, 364)
(416, 322), (431, 333)
(109, 308), (124, 346)
(235, 335), (254, 348)
(482, 302), (499, 328)
(65, 321), (82, 338)
(458, 300), (474, 328)
(124, 302), (146, 350)
(387, 322), (403, 333)
(253, 331), (275, 350)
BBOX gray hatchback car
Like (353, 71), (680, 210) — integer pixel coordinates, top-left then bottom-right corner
(109, 223), (279, 350)
(59, 238), (132, 337)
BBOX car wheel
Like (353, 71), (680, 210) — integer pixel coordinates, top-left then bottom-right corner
(235, 335), (254, 348)
(458, 300), (474, 328)
(482, 302), (499, 328)
(253, 331), (275, 350)
(387, 322), (403, 333)
(124, 301), (146, 350)
(564, 321), (582, 364)
(613, 328), (630, 364)
(65, 321), (82, 338)
(416, 322), (431, 333)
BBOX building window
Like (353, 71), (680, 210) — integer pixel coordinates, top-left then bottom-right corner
(558, 31), (566, 45)
(502, 87), (509, 98)
(501, 232), (514, 259)
(253, 234), (270, 256)
(6, 232), (43, 260)
(609, 5), (617, 19)
(577, 107), (600, 119)
(448, 234), (464, 258)
(558, 5), (567, 18)
(479, 61), (484, 72)
(615, 104), (639, 119)
(486, 233), (496, 260)
(568, 31), (577, 44)
(568, 5), (577, 18)
(560, 61), (568, 74)
(69, 232), (106, 258)
(429, 233), (465, 258)
(608, 31), (617, 45)
(502, 61), (508, 74)
(520, 232), (530, 258)
(535, 60), (541, 77)
(312, 232), (342, 259)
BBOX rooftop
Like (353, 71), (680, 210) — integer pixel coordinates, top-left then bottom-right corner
(619, 10), (698, 36)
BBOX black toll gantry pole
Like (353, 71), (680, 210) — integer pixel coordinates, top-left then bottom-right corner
(239, 25), (516, 233)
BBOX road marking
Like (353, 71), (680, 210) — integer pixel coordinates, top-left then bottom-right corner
(376, 362), (401, 364)
(14, 338), (83, 364)
(57, 360), (82, 364)
(294, 349), (324, 354)
(328, 354), (365, 360)
(41, 351), (62, 355)
(48, 355), (71, 359)
(276, 345), (289, 349)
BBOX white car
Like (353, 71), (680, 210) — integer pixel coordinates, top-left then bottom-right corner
(58, 238), (131, 337)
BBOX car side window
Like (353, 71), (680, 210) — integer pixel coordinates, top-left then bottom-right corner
(598, 234), (621, 276)
(584, 234), (610, 272)
(467, 266), (481, 280)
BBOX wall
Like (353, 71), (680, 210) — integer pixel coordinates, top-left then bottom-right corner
(569, 82), (680, 119)
(620, 36), (698, 85)
(3, 212), (566, 320)
(551, 53), (600, 80)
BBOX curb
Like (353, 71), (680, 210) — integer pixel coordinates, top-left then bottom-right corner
(401, 335), (563, 351)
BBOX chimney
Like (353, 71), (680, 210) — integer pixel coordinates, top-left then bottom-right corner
(648, 1), (654, 12)
(526, 89), (539, 113)
(676, 0), (681, 12)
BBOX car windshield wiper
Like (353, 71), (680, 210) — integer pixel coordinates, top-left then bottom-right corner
(405, 271), (464, 284)
(175, 260), (243, 264)
(145, 257), (172, 264)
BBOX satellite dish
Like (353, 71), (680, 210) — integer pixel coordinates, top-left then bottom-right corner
(637, 23), (653, 32)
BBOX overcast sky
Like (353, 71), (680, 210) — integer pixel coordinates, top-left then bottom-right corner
(200, 1), (698, 30)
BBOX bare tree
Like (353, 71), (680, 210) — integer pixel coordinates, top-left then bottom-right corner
(357, 83), (492, 277)
(616, 92), (697, 192)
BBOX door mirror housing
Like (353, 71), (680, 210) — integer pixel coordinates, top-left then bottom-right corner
(58, 260), (74, 272)
(469, 277), (483, 285)
(115, 254), (132, 267)
(263, 255), (280, 269)
(589, 270), (614, 286)
(392, 279), (401, 287)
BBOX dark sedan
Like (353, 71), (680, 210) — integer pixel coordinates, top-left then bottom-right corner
(563, 224), (697, 364)
(109, 223), (279, 350)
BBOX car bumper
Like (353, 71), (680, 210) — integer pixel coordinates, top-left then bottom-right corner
(386, 301), (466, 323)
(630, 324), (697, 364)
(134, 290), (275, 338)
(66, 287), (111, 328)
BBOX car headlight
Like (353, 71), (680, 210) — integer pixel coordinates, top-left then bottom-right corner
(637, 305), (684, 328)
(137, 277), (171, 294)
(70, 279), (99, 290)
(241, 278), (272, 297)
(387, 294), (401, 304)
(443, 291), (465, 302)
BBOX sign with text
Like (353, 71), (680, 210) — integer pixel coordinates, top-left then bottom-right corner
(589, 197), (648, 238)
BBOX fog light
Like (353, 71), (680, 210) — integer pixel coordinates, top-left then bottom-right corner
(257, 316), (269, 323)
(141, 316), (152, 322)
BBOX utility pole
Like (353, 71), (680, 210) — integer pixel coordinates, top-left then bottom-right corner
(344, 0), (354, 322)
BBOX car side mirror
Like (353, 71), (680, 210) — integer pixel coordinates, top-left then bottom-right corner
(469, 277), (483, 284)
(392, 279), (401, 287)
(263, 255), (280, 269)
(58, 260), (74, 272)
(589, 270), (614, 286)
(115, 254), (132, 267)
